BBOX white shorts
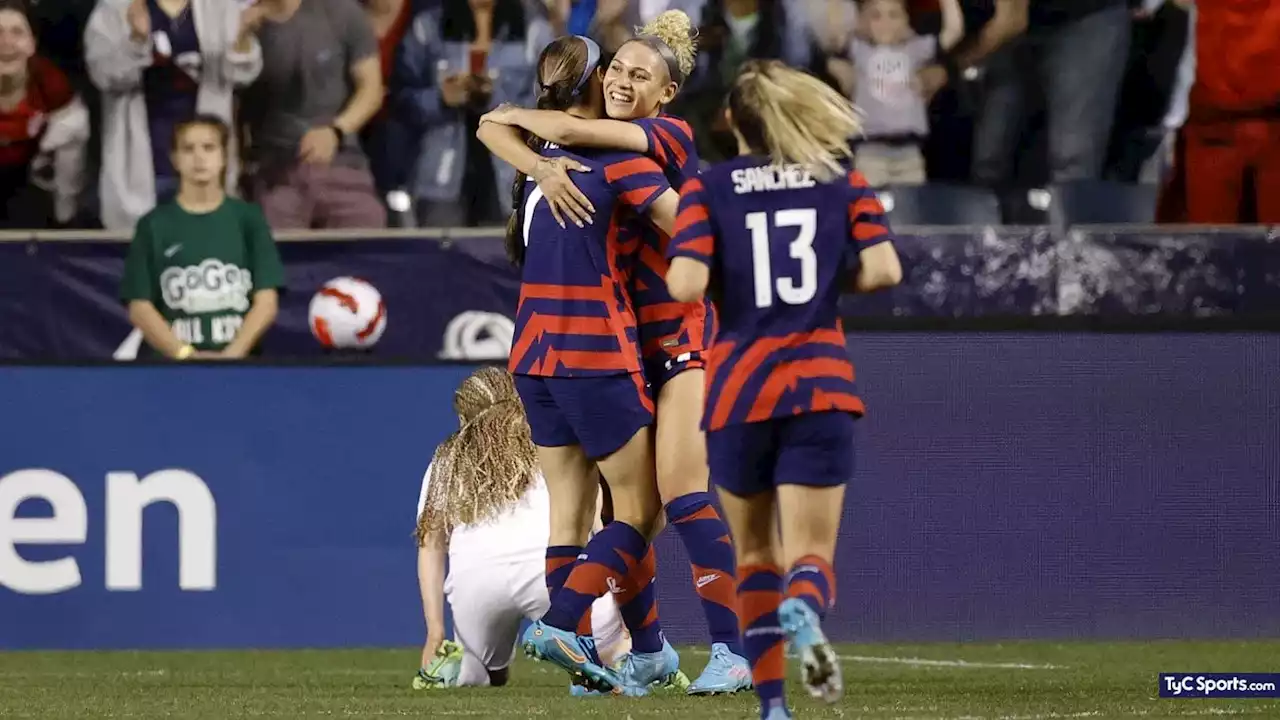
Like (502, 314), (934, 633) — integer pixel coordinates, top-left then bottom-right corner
(446, 558), (625, 686)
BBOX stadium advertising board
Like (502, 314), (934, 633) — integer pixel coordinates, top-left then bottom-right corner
(0, 227), (1276, 361)
(1, 334), (1276, 650)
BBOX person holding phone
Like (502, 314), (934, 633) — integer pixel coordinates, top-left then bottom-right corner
(394, 0), (549, 227)
(85, 0), (263, 231)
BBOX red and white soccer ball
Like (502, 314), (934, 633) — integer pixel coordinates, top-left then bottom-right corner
(308, 277), (387, 350)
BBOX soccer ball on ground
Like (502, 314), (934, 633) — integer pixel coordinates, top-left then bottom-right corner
(308, 277), (387, 349)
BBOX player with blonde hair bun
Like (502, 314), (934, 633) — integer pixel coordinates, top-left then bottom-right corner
(481, 9), (752, 696)
(413, 366), (628, 689)
(665, 59), (903, 720)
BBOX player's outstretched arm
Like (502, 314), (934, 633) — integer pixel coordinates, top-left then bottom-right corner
(476, 121), (594, 228)
(484, 105), (649, 153)
(477, 120), (548, 177)
(417, 533), (449, 668)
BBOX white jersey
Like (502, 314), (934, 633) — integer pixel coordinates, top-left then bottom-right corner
(416, 463), (551, 568)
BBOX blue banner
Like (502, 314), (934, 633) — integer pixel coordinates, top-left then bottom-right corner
(0, 235), (518, 361)
(2, 333), (1277, 649)
(1, 227), (1277, 360)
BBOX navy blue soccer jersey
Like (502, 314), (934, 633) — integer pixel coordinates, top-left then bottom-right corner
(667, 155), (896, 431)
(509, 144), (672, 378)
(620, 115), (714, 363)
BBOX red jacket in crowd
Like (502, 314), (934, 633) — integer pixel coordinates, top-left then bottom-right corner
(1189, 0), (1280, 120)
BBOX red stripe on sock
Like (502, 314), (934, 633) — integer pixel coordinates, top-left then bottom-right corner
(690, 562), (738, 611)
(546, 556), (577, 574)
(674, 504), (723, 523)
(787, 579), (826, 608)
(737, 589), (780, 628)
(577, 608), (594, 636)
(617, 546), (656, 606)
(753, 640), (787, 685)
(563, 562), (616, 597)
(639, 603), (659, 629)
(792, 554), (836, 607)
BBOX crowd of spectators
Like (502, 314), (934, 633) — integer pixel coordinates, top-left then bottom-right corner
(0, 0), (1275, 232)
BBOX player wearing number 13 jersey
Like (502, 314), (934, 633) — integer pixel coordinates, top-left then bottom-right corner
(665, 60), (903, 720)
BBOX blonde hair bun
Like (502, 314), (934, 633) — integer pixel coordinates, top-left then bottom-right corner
(638, 9), (698, 80)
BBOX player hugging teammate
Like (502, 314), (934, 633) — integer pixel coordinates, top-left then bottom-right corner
(462, 10), (903, 715)
(480, 9), (751, 697)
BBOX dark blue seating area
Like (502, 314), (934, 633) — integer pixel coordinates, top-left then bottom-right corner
(875, 181), (1162, 229)
(877, 184), (1003, 226)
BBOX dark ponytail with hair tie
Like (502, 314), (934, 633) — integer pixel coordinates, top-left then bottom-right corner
(504, 36), (602, 267)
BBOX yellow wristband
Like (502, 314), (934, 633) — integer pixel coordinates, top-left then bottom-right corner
(175, 345), (195, 361)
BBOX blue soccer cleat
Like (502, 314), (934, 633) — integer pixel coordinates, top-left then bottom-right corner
(778, 598), (843, 703)
(615, 640), (689, 691)
(522, 620), (633, 694)
(687, 642), (753, 695)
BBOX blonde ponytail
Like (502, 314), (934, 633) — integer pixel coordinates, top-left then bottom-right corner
(728, 60), (863, 182)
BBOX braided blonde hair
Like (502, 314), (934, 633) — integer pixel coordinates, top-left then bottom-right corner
(414, 367), (538, 545)
(727, 59), (862, 182)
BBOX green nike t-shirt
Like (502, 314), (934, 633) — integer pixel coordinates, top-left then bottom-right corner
(120, 198), (285, 351)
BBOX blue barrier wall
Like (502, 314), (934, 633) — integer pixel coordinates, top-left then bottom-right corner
(2, 227), (1278, 360)
(1, 333), (1277, 649)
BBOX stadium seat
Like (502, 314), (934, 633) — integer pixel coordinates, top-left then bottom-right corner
(1048, 180), (1160, 227)
(875, 184), (1002, 226)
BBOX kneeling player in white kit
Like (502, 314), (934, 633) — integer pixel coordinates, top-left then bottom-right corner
(413, 367), (628, 688)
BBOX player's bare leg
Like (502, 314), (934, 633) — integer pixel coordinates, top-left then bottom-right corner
(653, 369), (749, 693)
(537, 445), (599, 549)
(776, 484), (844, 704)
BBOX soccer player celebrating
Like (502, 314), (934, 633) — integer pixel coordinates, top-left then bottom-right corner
(413, 367), (628, 689)
(664, 60), (903, 720)
(480, 11), (750, 695)
(477, 35), (682, 695)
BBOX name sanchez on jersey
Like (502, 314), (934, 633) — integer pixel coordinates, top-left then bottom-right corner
(731, 164), (816, 194)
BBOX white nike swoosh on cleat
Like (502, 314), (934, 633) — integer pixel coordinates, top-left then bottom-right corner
(695, 573), (719, 588)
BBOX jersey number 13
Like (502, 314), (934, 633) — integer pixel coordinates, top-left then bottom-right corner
(746, 209), (817, 308)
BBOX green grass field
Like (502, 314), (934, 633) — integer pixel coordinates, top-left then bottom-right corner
(2, 641), (1278, 718)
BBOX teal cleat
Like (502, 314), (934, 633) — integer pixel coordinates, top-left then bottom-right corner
(687, 642), (753, 695)
(522, 620), (635, 695)
(412, 639), (463, 689)
(778, 598), (842, 703)
(615, 640), (689, 691)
